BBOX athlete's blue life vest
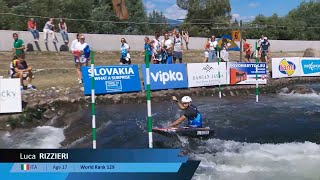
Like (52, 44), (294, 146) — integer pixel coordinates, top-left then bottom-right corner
(188, 113), (202, 128)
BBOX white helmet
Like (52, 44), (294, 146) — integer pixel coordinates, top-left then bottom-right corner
(181, 96), (192, 103)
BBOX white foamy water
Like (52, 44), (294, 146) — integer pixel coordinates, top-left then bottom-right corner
(1, 126), (65, 149)
(192, 139), (320, 180)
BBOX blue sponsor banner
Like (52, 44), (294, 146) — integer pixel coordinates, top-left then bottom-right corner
(301, 58), (320, 76)
(141, 64), (188, 90)
(81, 65), (141, 95)
(227, 62), (267, 85)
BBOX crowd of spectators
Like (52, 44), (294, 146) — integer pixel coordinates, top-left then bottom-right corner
(11, 20), (272, 90)
(27, 17), (69, 44)
(242, 35), (271, 63)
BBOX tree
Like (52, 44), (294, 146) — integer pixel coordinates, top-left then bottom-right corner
(180, 0), (232, 37)
(0, 0), (11, 30)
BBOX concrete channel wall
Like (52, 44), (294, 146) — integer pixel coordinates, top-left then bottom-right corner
(1, 30), (320, 52)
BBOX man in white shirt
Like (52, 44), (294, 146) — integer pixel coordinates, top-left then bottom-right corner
(161, 33), (173, 64)
(71, 33), (84, 84)
(173, 32), (183, 64)
(151, 32), (162, 64)
(208, 35), (218, 62)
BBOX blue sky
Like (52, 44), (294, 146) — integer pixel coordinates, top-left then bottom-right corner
(143, 0), (310, 21)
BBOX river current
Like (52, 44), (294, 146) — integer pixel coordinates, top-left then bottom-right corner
(1, 84), (320, 180)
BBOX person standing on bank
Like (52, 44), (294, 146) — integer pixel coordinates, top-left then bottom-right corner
(170, 96), (203, 128)
(173, 32), (183, 64)
(208, 35), (218, 62)
(12, 33), (25, 59)
(120, 38), (131, 65)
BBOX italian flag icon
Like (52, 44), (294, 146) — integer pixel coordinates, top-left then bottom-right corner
(21, 164), (30, 171)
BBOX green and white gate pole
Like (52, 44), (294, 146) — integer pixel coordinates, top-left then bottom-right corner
(90, 51), (97, 149)
(217, 46), (222, 98)
(145, 51), (153, 148)
(255, 41), (259, 103)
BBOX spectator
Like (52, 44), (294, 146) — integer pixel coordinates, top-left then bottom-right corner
(220, 44), (229, 62)
(10, 56), (34, 91)
(27, 18), (39, 41)
(182, 30), (189, 50)
(208, 35), (218, 62)
(73, 35), (91, 84)
(43, 18), (56, 43)
(71, 33), (81, 60)
(173, 32), (183, 64)
(162, 33), (173, 64)
(140, 36), (152, 63)
(260, 36), (271, 63)
(243, 39), (252, 62)
(203, 38), (210, 63)
(12, 33), (25, 59)
(59, 19), (69, 43)
(71, 33), (87, 84)
(258, 35), (264, 52)
(151, 32), (162, 64)
(119, 38), (131, 65)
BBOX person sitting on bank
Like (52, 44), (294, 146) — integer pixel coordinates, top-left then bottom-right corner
(10, 57), (35, 91)
(170, 96), (203, 128)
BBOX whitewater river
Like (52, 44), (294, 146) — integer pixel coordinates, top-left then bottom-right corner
(1, 84), (320, 180)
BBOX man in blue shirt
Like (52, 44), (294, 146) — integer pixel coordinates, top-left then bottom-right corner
(170, 96), (202, 128)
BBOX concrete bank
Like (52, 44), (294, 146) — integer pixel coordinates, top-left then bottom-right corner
(1, 76), (320, 130)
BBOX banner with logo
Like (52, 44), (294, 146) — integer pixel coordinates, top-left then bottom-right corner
(82, 65), (141, 95)
(227, 62), (267, 85)
(0, 79), (22, 113)
(187, 63), (228, 87)
(300, 58), (320, 76)
(272, 57), (301, 78)
(141, 64), (188, 90)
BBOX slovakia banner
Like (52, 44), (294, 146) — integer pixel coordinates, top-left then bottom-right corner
(141, 64), (188, 90)
(300, 58), (320, 76)
(187, 63), (228, 87)
(0, 78), (22, 113)
(272, 57), (301, 78)
(227, 62), (267, 85)
(82, 65), (141, 95)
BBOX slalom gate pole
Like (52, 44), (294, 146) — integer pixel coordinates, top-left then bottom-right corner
(255, 41), (259, 103)
(90, 51), (97, 149)
(217, 46), (222, 98)
(145, 51), (153, 148)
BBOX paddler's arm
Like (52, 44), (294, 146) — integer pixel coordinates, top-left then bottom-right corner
(172, 96), (187, 110)
(170, 115), (186, 127)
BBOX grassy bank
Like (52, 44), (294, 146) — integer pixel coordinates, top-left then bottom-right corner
(0, 50), (305, 90)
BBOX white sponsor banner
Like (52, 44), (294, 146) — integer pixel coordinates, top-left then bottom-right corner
(0, 79), (22, 113)
(300, 57), (320, 76)
(187, 62), (228, 87)
(272, 57), (301, 78)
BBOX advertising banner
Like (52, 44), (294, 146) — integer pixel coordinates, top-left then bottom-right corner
(272, 57), (301, 78)
(82, 65), (141, 95)
(141, 64), (188, 90)
(227, 62), (267, 85)
(187, 63), (228, 87)
(300, 58), (320, 76)
(0, 78), (22, 113)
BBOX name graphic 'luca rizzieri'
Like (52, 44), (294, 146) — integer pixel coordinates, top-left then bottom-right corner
(20, 153), (69, 160)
